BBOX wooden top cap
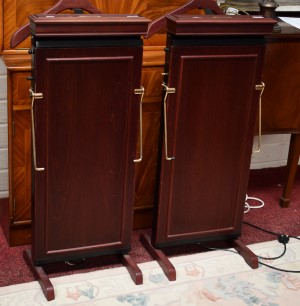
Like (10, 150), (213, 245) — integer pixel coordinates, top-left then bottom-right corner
(166, 14), (276, 36)
(29, 14), (150, 37)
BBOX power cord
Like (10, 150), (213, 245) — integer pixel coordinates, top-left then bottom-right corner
(244, 194), (265, 214)
(258, 261), (300, 273)
(243, 221), (300, 241)
(256, 239), (287, 261)
(241, 191), (299, 271)
(243, 222), (299, 272)
(200, 222), (300, 273)
(200, 238), (287, 261)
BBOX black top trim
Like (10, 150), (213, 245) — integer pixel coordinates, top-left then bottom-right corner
(34, 36), (143, 48)
(170, 35), (266, 47)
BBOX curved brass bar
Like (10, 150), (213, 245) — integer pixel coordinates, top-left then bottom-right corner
(134, 86), (145, 163)
(162, 83), (176, 161)
(29, 89), (45, 171)
(253, 82), (265, 153)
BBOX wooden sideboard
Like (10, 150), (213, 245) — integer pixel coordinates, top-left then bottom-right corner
(261, 22), (300, 208)
(0, 0), (300, 246)
(1, 53), (32, 245)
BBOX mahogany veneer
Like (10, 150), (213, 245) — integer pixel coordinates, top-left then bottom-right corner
(1, 1), (300, 247)
(26, 13), (149, 301)
(141, 14), (275, 278)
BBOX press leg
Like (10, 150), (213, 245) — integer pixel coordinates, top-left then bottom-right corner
(140, 233), (176, 281)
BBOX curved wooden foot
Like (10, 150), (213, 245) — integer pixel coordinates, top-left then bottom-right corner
(23, 249), (143, 302)
(122, 253), (143, 285)
(140, 233), (176, 281)
(280, 133), (300, 208)
(23, 249), (55, 301)
(229, 239), (258, 269)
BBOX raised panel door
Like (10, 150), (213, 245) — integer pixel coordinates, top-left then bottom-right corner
(153, 41), (266, 248)
(32, 46), (143, 264)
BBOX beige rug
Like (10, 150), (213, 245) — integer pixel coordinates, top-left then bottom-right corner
(0, 238), (299, 305)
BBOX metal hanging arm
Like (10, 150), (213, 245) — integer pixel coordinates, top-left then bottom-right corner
(134, 86), (145, 163)
(29, 89), (45, 172)
(162, 83), (176, 161)
(253, 82), (265, 153)
(10, 0), (102, 48)
(145, 0), (224, 39)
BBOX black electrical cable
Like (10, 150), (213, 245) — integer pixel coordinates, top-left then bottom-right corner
(258, 261), (300, 273)
(243, 221), (300, 241)
(200, 243), (300, 273)
(256, 242), (286, 261)
(200, 220), (300, 273)
(201, 241), (287, 261)
(200, 244), (238, 254)
(241, 220), (300, 272)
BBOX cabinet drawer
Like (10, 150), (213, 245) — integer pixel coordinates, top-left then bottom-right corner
(12, 72), (31, 106)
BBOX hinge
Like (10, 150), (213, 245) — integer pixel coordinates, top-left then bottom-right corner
(12, 121), (15, 137)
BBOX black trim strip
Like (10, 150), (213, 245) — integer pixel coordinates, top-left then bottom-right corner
(35, 36), (143, 48)
(171, 35), (266, 46)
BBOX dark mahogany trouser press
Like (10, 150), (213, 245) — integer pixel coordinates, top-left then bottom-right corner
(25, 13), (149, 301)
(141, 13), (275, 281)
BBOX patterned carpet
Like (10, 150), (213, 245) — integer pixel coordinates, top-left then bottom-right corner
(0, 166), (299, 290)
(0, 238), (299, 305)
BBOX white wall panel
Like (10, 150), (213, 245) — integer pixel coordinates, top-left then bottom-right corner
(0, 169), (8, 192)
(0, 149), (8, 170)
(0, 59), (8, 198)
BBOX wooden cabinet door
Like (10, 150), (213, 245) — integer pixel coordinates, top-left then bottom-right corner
(2, 60), (32, 246)
(11, 109), (31, 225)
(153, 40), (266, 248)
(32, 46), (143, 264)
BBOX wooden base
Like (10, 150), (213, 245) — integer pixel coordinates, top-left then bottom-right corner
(23, 249), (55, 301)
(140, 234), (259, 281)
(140, 234), (176, 281)
(229, 239), (259, 269)
(280, 133), (300, 208)
(122, 253), (143, 285)
(24, 249), (143, 301)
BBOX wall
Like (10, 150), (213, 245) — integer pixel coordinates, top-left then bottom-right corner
(0, 57), (8, 198)
(251, 134), (292, 169)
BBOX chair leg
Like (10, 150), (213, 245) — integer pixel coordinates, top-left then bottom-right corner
(280, 133), (300, 208)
